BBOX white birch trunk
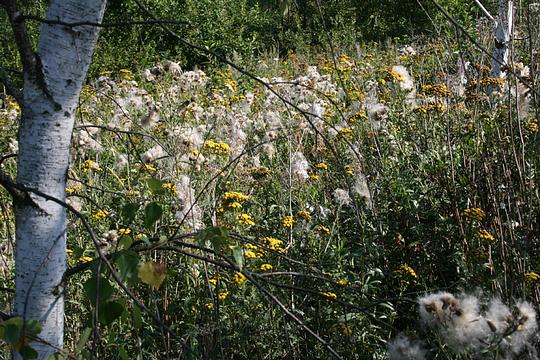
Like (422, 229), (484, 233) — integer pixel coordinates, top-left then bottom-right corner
(490, 0), (514, 79)
(14, 1), (106, 358)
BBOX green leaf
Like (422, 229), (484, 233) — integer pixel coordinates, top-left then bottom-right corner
(115, 251), (139, 285)
(197, 226), (229, 251)
(83, 276), (114, 305)
(121, 203), (139, 223)
(24, 320), (42, 336)
(132, 304), (142, 330)
(146, 178), (165, 195)
(76, 327), (92, 353)
(119, 346), (130, 360)
(118, 236), (133, 250)
(98, 301), (125, 326)
(232, 245), (244, 271)
(2, 317), (23, 344)
(144, 202), (162, 228)
(18, 346), (38, 359)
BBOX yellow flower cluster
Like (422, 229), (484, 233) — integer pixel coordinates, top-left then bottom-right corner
(479, 77), (505, 87)
(218, 291), (229, 300)
(204, 140), (230, 155)
(260, 263), (273, 271)
(337, 128), (353, 139)
(344, 165), (354, 175)
(118, 228), (131, 236)
(320, 291), (337, 300)
(237, 213), (255, 226)
(281, 215), (295, 228)
(386, 67), (405, 82)
(92, 209), (109, 221)
(524, 272), (540, 282)
(222, 191), (249, 210)
(119, 68), (133, 81)
(66, 249), (74, 256)
(82, 159), (101, 173)
(261, 237), (285, 253)
(162, 182), (176, 194)
(336, 279), (349, 286)
(478, 229), (494, 241)
(348, 111), (368, 124)
(526, 120), (538, 133)
(297, 210), (312, 220)
(463, 207), (486, 221)
(315, 225), (330, 234)
(232, 272), (247, 286)
(79, 256), (93, 263)
(421, 84), (450, 97)
(414, 102), (445, 114)
(396, 264), (417, 278)
(244, 250), (262, 259)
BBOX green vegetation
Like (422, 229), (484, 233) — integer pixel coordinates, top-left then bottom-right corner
(1, 0), (539, 359)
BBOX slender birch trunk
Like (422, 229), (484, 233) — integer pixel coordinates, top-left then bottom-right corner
(14, 1), (106, 358)
(490, 0), (514, 79)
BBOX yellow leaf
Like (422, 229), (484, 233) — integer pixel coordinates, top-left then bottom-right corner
(138, 261), (167, 289)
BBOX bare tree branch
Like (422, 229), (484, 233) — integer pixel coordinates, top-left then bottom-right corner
(20, 15), (189, 29)
(0, 0), (36, 75)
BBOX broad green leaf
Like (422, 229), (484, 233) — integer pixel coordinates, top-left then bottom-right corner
(18, 346), (38, 359)
(115, 251), (139, 285)
(197, 226), (229, 251)
(118, 236), (133, 250)
(2, 317), (23, 344)
(132, 304), (142, 330)
(144, 202), (162, 228)
(146, 178), (165, 195)
(232, 245), (244, 270)
(98, 301), (125, 326)
(119, 346), (129, 360)
(76, 327), (92, 353)
(121, 203), (139, 223)
(138, 261), (166, 289)
(24, 320), (42, 336)
(83, 276), (114, 305)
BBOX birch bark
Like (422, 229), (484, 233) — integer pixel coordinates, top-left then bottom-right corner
(14, 1), (106, 358)
(490, 0), (514, 79)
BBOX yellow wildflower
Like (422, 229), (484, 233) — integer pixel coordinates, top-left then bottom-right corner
(281, 215), (295, 228)
(315, 225), (330, 234)
(336, 279), (349, 286)
(204, 302), (214, 310)
(118, 228), (131, 236)
(135, 233), (146, 240)
(92, 210), (109, 221)
(204, 140), (230, 155)
(237, 213), (255, 226)
(309, 174), (320, 181)
(297, 210), (312, 220)
(463, 207), (486, 221)
(526, 120), (538, 133)
(228, 201), (243, 209)
(223, 191), (249, 202)
(66, 249), (74, 256)
(525, 272), (540, 282)
(232, 272), (247, 286)
(218, 291), (229, 301)
(244, 250), (260, 259)
(320, 291), (337, 300)
(396, 264), (417, 278)
(344, 166), (354, 175)
(162, 182), (176, 194)
(316, 162), (328, 170)
(82, 159), (101, 173)
(78, 256), (93, 263)
(478, 229), (494, 241)
(249, 166), (272, 179)
(260, 263), (273, 271)
(261, 237), (284, 252)
(208, 278), (218, 286)
(119, 68), (133, 81)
